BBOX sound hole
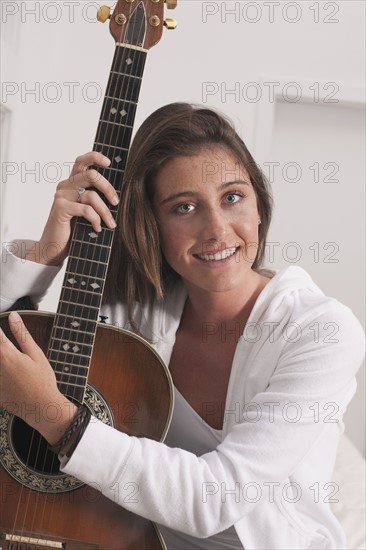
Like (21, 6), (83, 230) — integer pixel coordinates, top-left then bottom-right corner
(11, 417), (60, 475)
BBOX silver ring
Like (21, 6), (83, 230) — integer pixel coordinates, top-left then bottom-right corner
(77, 187), (86, 202)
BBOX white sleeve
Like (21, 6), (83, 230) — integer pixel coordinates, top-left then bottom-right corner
(0, 240), (61, 312)
(61, 302), (365, 538)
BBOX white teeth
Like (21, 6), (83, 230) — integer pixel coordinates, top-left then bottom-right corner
(196, 248), (237, 261)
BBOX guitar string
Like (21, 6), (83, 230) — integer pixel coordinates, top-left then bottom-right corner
(11, 3), (146, 544)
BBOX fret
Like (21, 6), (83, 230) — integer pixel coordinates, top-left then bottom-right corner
(71, 240), (111, 265)
(110, 70), (142, 80)
(102, 97), (137, 126)
(52, 366), (89, 381)
(57, 379), (86, 397)
(54, 316), (97, 335)
(71, 219), (117, 237)
(93, 145), (129, 169)
(50, 338), (92, 354)
(73, 238), (111, 249)
(74, 220), (117, 231)
(94, 165), (125, 175)
(57, 304), (99, 322)
(107, 72), (142, 103)
(113, 47), (147, 78)
(56, 380), (86, 390)
(52, 359), (90, 374)
(57, 384), (84, 402)
(55, 310), (98, 323)
(105, 94), (137, 102)
(53, 324), (96, 337)
(64, 272), (104, 290)
(67, 256), (108, 280)
(66, 259), (109, 277)
(94, 143), (128, 152)
(61, 288), (102, 309)
(100, 119), (133, 129)
(60, 288), (102, 310)
(50, 328), (95, 346)
(73, 223), (112, 245)
(58, 299), (99, 311)
(52, 363), (88, 376)
(53, 371), (88, 386)
(53, 367), (89, 381)
(96, 121), (133, 151)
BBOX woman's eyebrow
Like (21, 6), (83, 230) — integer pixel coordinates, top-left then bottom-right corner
(219, 180), (250, 190)
(160, 181), (250, 205)
(160, 191), (198, 205)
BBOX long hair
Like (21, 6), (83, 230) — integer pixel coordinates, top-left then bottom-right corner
(103, 103), (273, 330)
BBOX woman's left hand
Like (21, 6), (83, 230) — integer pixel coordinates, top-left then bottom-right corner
(0, 311), (77, 444)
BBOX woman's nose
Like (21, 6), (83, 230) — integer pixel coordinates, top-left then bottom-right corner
(201, 208), (228, 242)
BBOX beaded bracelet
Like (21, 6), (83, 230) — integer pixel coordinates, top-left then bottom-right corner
(49, 405), (91, 459)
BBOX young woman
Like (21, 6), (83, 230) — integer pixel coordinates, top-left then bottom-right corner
(0, 103), (364, 549)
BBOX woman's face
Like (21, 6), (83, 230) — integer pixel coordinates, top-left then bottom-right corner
(153, 146), (261, 295)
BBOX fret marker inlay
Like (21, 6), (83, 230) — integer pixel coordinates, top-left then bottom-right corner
(126, 58), (133, 65)
(110, 107), (117, 114)
(67, 278), (77, 285)
(63, 344), (70, 351)
(89, 232), (98, 239)
(90, 282), (100, 290)
(71, 321), (80, 328)
(120, 109), (127, 118)
(115, 155), (122, 163)
(73, 345), (80, 353)
(64, 366), (70, 372)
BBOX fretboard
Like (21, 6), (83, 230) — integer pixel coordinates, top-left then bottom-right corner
(48, 45), (147, 403)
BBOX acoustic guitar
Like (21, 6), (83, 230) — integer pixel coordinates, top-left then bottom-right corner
(0, 1), (178, 548)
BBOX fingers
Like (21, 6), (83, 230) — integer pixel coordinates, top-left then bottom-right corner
(6, 311), (43, 361)
(71, 151), (111, 177)
(67, 170), (119, 207)
(56, 196), (116, 233)
(77, 188), (117, 231)
(0, 324), (17, 360)
(70, 152), (117, 202)
(52, 151), (119, 233)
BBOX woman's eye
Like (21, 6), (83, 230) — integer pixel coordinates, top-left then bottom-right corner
(224, 192), (242, 204)
(176, 203), (194, 214)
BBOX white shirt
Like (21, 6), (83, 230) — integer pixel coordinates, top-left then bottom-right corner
(159, 387), (243, 549)
(1, 243), (365, 550)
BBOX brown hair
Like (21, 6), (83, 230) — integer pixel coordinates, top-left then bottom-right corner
(103, 102), (273, 329)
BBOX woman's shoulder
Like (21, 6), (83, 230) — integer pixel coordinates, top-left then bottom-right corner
(254, 265), (364, 341)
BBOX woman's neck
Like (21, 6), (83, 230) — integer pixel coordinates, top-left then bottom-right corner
(182, 271), (270, 338)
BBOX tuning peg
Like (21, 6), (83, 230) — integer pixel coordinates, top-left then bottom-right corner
(97, 5), (111, 23)
(165, 0), (178, 9)
(164, 17), (177, 29)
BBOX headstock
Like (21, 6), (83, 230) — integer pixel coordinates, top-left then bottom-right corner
(97, 0), (177, 49)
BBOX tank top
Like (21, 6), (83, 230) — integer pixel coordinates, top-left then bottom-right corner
(158, 387), (244, 549)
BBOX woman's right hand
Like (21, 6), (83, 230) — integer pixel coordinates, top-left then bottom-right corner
(31, 152), (119, 266)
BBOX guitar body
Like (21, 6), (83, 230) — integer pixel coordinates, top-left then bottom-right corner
(0, 311), (173, 549)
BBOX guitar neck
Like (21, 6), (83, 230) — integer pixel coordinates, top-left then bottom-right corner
(48, 44), (147, 403)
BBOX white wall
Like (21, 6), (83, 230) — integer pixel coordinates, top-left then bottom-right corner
(1, 1), (365, 454)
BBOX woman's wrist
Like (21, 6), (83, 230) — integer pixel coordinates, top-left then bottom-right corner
(48, 404), (91, 458)
(36, 400), (79, 446)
